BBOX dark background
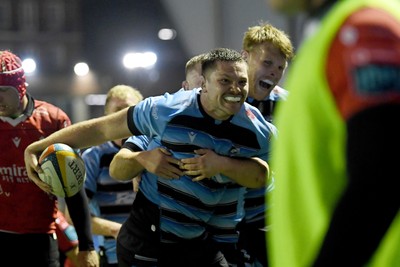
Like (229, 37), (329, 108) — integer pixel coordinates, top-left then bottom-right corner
(81, 0), (188, 97)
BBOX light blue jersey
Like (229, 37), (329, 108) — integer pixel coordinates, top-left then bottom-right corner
(82, 141), (136, 264)
(126, 88), (276, 243)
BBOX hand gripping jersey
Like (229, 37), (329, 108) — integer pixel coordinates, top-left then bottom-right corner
(0, 94), (71, 233)
(126, 88), (276, 243)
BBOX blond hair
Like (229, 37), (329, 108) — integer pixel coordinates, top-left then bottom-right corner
(104, 85), (143, 115)
(242, 22), (294, 61)
(185, 53), (207, 75)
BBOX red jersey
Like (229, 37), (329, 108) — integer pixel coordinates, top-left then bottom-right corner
(0, 94), (71, 233)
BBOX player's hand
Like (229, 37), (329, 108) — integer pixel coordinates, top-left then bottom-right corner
(77, 250), (99, 267)
(180, 149), (220, 182)
(140, 148), (184, 179)
(24, 145), (52, 193)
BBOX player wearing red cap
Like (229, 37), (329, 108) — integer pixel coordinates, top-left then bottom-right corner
(0, 50), (98, 267)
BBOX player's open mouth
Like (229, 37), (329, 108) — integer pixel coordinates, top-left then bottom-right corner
(260, 79), (273, 89)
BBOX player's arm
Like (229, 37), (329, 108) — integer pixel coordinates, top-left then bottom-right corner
(65, 188), (99, 267)
(110, 147), (184, 181)
(90, 216), (121, 239)
(109, 148), (146, 180)
(24, 108), (132, 192)
(218, 155), (269, 188)
(55, 210), (79, 262)
(180, 149), (269, 188)
(55, 210), (80, 267)
(110, 135), (183, 180)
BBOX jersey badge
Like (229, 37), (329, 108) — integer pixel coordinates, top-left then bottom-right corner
(246, 108), (256, 120)
(12, 136), (21, 147)
(229, 146), (240, 155)
(188, 131), (197, 143)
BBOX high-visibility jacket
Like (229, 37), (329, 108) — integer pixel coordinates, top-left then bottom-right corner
(268, 0), (400, 266)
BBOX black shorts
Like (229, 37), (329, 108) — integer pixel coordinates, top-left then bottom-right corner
(0, 231), (60, 267)
(117, 190), (160, 267)
(116, 191), (229, 267)
(159, 235), (229, 267)
(238, 219), (268, 266)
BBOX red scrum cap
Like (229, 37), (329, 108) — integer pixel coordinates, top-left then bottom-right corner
(0, 50), (27, 100)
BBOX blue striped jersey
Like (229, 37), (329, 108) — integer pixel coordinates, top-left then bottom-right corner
(244, 88), (286, 225)
(82, 141), (136, 264)
(126, 88), (276, 243)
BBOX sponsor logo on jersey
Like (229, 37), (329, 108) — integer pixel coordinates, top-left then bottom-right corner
(0, 164), (30, 184)
(354, 64), (400, 95)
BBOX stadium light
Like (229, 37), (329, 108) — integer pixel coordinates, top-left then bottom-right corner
(22, 58), (36, 74)
(74, 62), (90, 76)
(122, 52), (157, 69)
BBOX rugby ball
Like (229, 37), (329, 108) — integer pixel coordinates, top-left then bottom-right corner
(38, 143), (86, 197)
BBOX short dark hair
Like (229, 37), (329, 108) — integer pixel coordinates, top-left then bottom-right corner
(201, 48), (245, 76)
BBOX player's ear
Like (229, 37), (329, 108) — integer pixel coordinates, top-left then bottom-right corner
(200, 76), (205, 88)
(241, 50), (249, 61)
(182, 80), (189, 90)
(201, 77), (207, 92)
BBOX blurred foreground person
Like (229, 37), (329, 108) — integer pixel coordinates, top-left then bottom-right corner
(266, 0), (400, 266)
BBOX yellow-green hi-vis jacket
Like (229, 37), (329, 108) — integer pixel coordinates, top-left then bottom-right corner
(267, 0), (400, 266)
